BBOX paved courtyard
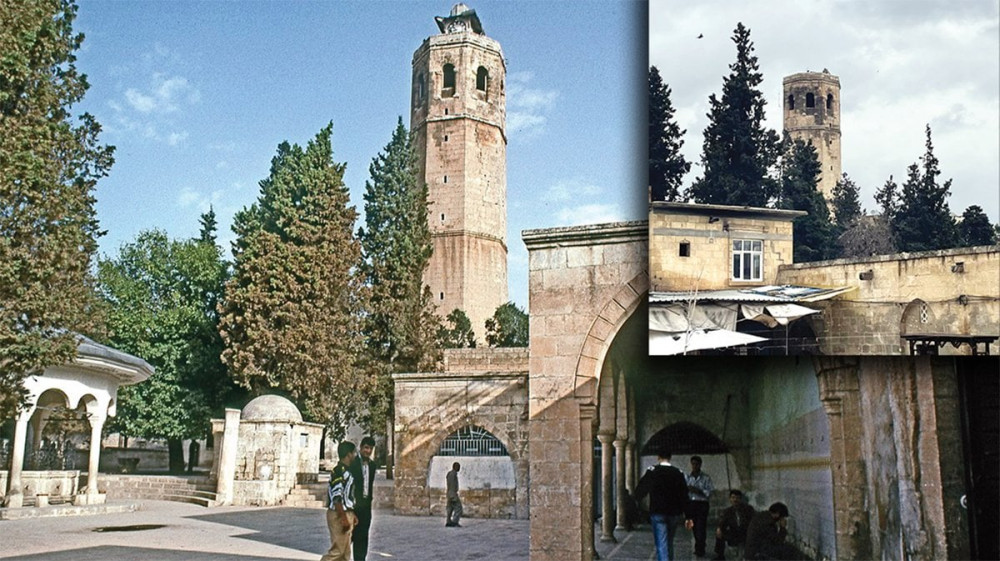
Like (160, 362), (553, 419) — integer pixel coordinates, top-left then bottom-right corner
(0, 501), (707, 560)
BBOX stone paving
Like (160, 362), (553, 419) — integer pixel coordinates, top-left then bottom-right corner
(0, 500), (716, 560)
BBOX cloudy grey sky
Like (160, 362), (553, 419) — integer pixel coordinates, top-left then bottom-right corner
(650, 0), (999, 222)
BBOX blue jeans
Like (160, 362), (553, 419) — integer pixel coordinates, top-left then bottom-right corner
(650, 513), (684, 561)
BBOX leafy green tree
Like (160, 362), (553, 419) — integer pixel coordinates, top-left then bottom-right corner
(958, 205), (997, 247)
(831, 173), (862, 231)
(485, 302), (528, 348)
(688, 23), (780, 207)
(894, 125), (959, 252)
(1, 0), (113, 419)
(219, 125), (368, 438)
(777, 137), (836, 262)
(649, 66), (690, 202)
(98, 230), (235, 471)
(439, 309), (476, 349)
(357, 118), (442, 434)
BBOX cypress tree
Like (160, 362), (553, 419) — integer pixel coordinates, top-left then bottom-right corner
(649, 66), (689, 202)
(894, 125), (959, 252)
(958, 205), (997, 247)
(777, 137), (836, 262)
(688, 23), (780, 207)
(831, 173), (862, 231)
(357, 118), (442, 434)
(1, 0), (113, 418)
(219, 125), (367, 436)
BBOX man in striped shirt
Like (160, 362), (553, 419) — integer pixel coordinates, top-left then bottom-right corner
(322, 441), (358, 561)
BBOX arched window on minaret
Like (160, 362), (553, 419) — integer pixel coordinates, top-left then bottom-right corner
(826, 93), (834, 111)
(806, 92), (815, 108)
(417, 73), (426, 105)
(787, 94), (795, 110)
(476, 66), (488, 92)
(443, 63), (456, 93)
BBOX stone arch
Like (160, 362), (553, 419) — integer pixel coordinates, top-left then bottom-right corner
(442, 63), (456, 91)
(641, 421), (729, 455)
(900, 298), (931, 337)
(574, 271), (648, 403)
(476, 66), (489, 92)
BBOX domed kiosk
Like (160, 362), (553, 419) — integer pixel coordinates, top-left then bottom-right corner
(210, 395), (323, 506)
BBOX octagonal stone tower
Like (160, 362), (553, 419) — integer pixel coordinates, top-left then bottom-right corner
(783, 70), (841, 203)
(411, 4), (508, 340)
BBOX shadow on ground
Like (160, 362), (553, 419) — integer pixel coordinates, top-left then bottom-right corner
(1, 546), (304, 561)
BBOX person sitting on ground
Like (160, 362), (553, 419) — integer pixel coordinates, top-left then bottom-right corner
(744, 502), (800, 560)
(712, 489), (756, 560)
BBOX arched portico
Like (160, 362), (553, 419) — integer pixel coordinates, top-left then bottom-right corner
(3, 336), (152, 508)
(523, 221), (647, 561)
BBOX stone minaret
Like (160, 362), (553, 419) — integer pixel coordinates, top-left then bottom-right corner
(783, 70), (842, 204)
(411, 4), (508, 340)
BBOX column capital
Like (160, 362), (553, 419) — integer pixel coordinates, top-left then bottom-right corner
(596, 432), (614, 444)
(612, 438), (626, 449)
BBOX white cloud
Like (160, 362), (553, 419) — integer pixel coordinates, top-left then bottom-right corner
(542, 178), (604, 203)
(177, 187), (223, 212)
(554, 203), (624, 227)
(167, 131), (189, 146)
(506, 71), (558, 139)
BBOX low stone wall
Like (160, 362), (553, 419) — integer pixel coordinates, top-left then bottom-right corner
(0, 470), (79, 504)
(94, 473), (214, 500)
(778, 246), (1000, 355)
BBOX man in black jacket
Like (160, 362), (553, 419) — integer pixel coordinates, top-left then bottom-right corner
(713, 489), (756, 560)
(350, 436), (377, 561)
(633, 448), (692, 561)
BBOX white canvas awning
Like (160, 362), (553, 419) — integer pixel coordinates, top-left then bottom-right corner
(649, 328), (768, 356)
(740, 303), (820, 328)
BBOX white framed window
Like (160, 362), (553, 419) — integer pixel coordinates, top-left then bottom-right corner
(732, 239), (763, 281)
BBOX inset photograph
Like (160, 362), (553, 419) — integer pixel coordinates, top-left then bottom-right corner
(648, 1), (999, 356)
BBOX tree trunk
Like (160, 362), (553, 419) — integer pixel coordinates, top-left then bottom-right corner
(167, 438), (185, 473)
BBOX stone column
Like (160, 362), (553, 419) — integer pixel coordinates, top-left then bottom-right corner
(614, 438), (627, 530)
(580, 404), (598, 561)
(4, 412), (30, 508)
(215, 408), (241, 505)
(86, 415), (105, 496)
(598, 431), (616, 542)
(625, 441), (636, 493)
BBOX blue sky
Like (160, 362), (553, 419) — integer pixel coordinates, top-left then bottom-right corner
(74, 1), (647, 311)
(651, 0), (999, 224)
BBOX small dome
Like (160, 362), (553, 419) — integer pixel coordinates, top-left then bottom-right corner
(241, 395), (303, 422)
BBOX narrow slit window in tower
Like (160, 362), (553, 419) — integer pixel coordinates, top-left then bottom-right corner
(826, 93), (834, 111)
(440, 292), (445, 301)
(806, 92), (815, 108)
(417, 73), (426, 104)
(476, 66), (488, 92)
(444, 134), (449, 142)
(444, 175), (448, 184)
(787, 94), (794, 110)
(443, 63), (456, 91)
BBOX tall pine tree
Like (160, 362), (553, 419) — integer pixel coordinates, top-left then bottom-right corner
(894, 125), (959, 252)
(831, 173), (862, 231)
(688, 23), (779, 207)
(649, 66), (689, 202)
(357, 118), (442, 434)
(1, 0), (114, 418)
(777, 137), (836, 262)
(219, 125), (368, 437)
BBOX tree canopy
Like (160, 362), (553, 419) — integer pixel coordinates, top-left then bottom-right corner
(219, 124), (368, 437)
(649, 66), (689, 202)
(688, 23), (779, 207)
(439, 309), (476, 349)
(98, 229), (236, 470)
(485, 302), (529, 348)
(1, 0), (113, 419)
(958, 205), (997, 247)
(831, 173), (862, 232)
(357, 118), (441, 434)
(777, 137), (836, 263)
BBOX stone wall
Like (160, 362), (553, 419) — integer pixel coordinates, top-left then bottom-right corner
(748, 359), (835, 560)
(649, 203), (800, 292)
(778, 246), (999, 354)
(393, 347), (529, 519)
(523, 221), (647, 561)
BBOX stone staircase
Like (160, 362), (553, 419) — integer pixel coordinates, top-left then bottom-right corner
(281, 471), (394, 510)
(98, 474), (219, 507)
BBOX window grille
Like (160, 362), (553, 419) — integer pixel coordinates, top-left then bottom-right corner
(438, 426), (508, 456)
